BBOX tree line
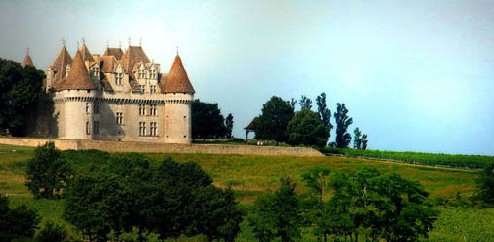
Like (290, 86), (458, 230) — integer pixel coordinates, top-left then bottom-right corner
(251, 94), (368, 149)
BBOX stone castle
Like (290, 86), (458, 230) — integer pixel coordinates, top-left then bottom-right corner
(24, 42), (195, 144)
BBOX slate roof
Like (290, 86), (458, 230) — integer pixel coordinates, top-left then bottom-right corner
(56, 50), (97, 91)
(161, 55), (195, 94)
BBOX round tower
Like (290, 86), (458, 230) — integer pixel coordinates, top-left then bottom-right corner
(162, 54), (195, 144)
(56, 49), (97, 139)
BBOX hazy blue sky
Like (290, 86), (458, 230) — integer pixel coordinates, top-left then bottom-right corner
(1, 0), (493, 155)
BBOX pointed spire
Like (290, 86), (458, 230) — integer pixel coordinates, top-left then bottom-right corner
(23, 48), (34, 67)
(162, 54), (195, 94)
(56, 50), (97, 91)
(79, 42), (94, 62)
(51, 45), (73, 83)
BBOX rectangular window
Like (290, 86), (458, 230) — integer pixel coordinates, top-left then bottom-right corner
(150, 104), (157, 116)
(116, 112), (123, 125)
(115, 73), (123, 86)
(139, 85), (145, 93)
(93, 121), (99, 135)
(94, 102), (100, 114)
(139, 104), (146, 116)
(86, 103), (90, 113)
(86, 121), (90, 135)
(139, 122), (146, 136)
(150, 85), (156, 93)
(150, 122), (157, 136)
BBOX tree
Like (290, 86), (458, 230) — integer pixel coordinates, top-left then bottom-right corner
(362, 134), (368, 150)
(0, 59), (45, 136)
(301, 168), (439, 242)
(225, 113), (234, 139)
(65, 154), (243, 242)
(191, 99), (227, 139)
(25, 141), (72, 199)
(253, 96), (295, 145)
(476, 163), (494, 206)
(301, 167), (334, 242)
(353, 127), (362, 149)
(287, 109), (329, 147)
(316, 93), (333, 141)
(334, 103), (353, 148)
(299, 95), (312, 110)
(248, 177), (302, 242)
(0, 195), (40, 242)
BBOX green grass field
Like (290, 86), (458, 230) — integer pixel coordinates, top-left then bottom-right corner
(0, 143), (492, 241)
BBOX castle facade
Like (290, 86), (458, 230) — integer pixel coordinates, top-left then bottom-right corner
(35, 43), (195, 144)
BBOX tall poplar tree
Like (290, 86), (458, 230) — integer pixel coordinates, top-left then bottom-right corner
(334, 103), (353, 148)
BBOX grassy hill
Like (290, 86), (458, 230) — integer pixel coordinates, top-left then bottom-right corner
(1, 143), (493, 241)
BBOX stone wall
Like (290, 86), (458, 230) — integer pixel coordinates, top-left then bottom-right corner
(0, 138), (324, 157)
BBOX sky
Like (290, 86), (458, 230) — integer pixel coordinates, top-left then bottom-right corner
(1, 0), (493, 155)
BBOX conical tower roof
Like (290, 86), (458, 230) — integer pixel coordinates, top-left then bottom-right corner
(162, 54), (195, 94)
(23, 53), (33, 67)
(56, 50), (97, 91)
(80, 43), (94, 63)
(51, 45), (72, 83)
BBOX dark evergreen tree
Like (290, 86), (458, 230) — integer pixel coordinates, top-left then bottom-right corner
(225, 113), (234, 139)
(191, 99), (227, 139)
(253, 96), (295, 145)
(334, 103), (353, 148)
(25, 141), (72, 199)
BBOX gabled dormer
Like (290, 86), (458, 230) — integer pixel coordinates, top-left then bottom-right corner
(135, 62), (148, 80)
(114, 63), (124, 86)
(148, 62), (159, 80)
(89, 62), (100, 84)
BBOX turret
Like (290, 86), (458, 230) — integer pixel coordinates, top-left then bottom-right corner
(22, 50), (34, 68)
(162, 54), (195, 144)
(56, 49), (97, 139)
